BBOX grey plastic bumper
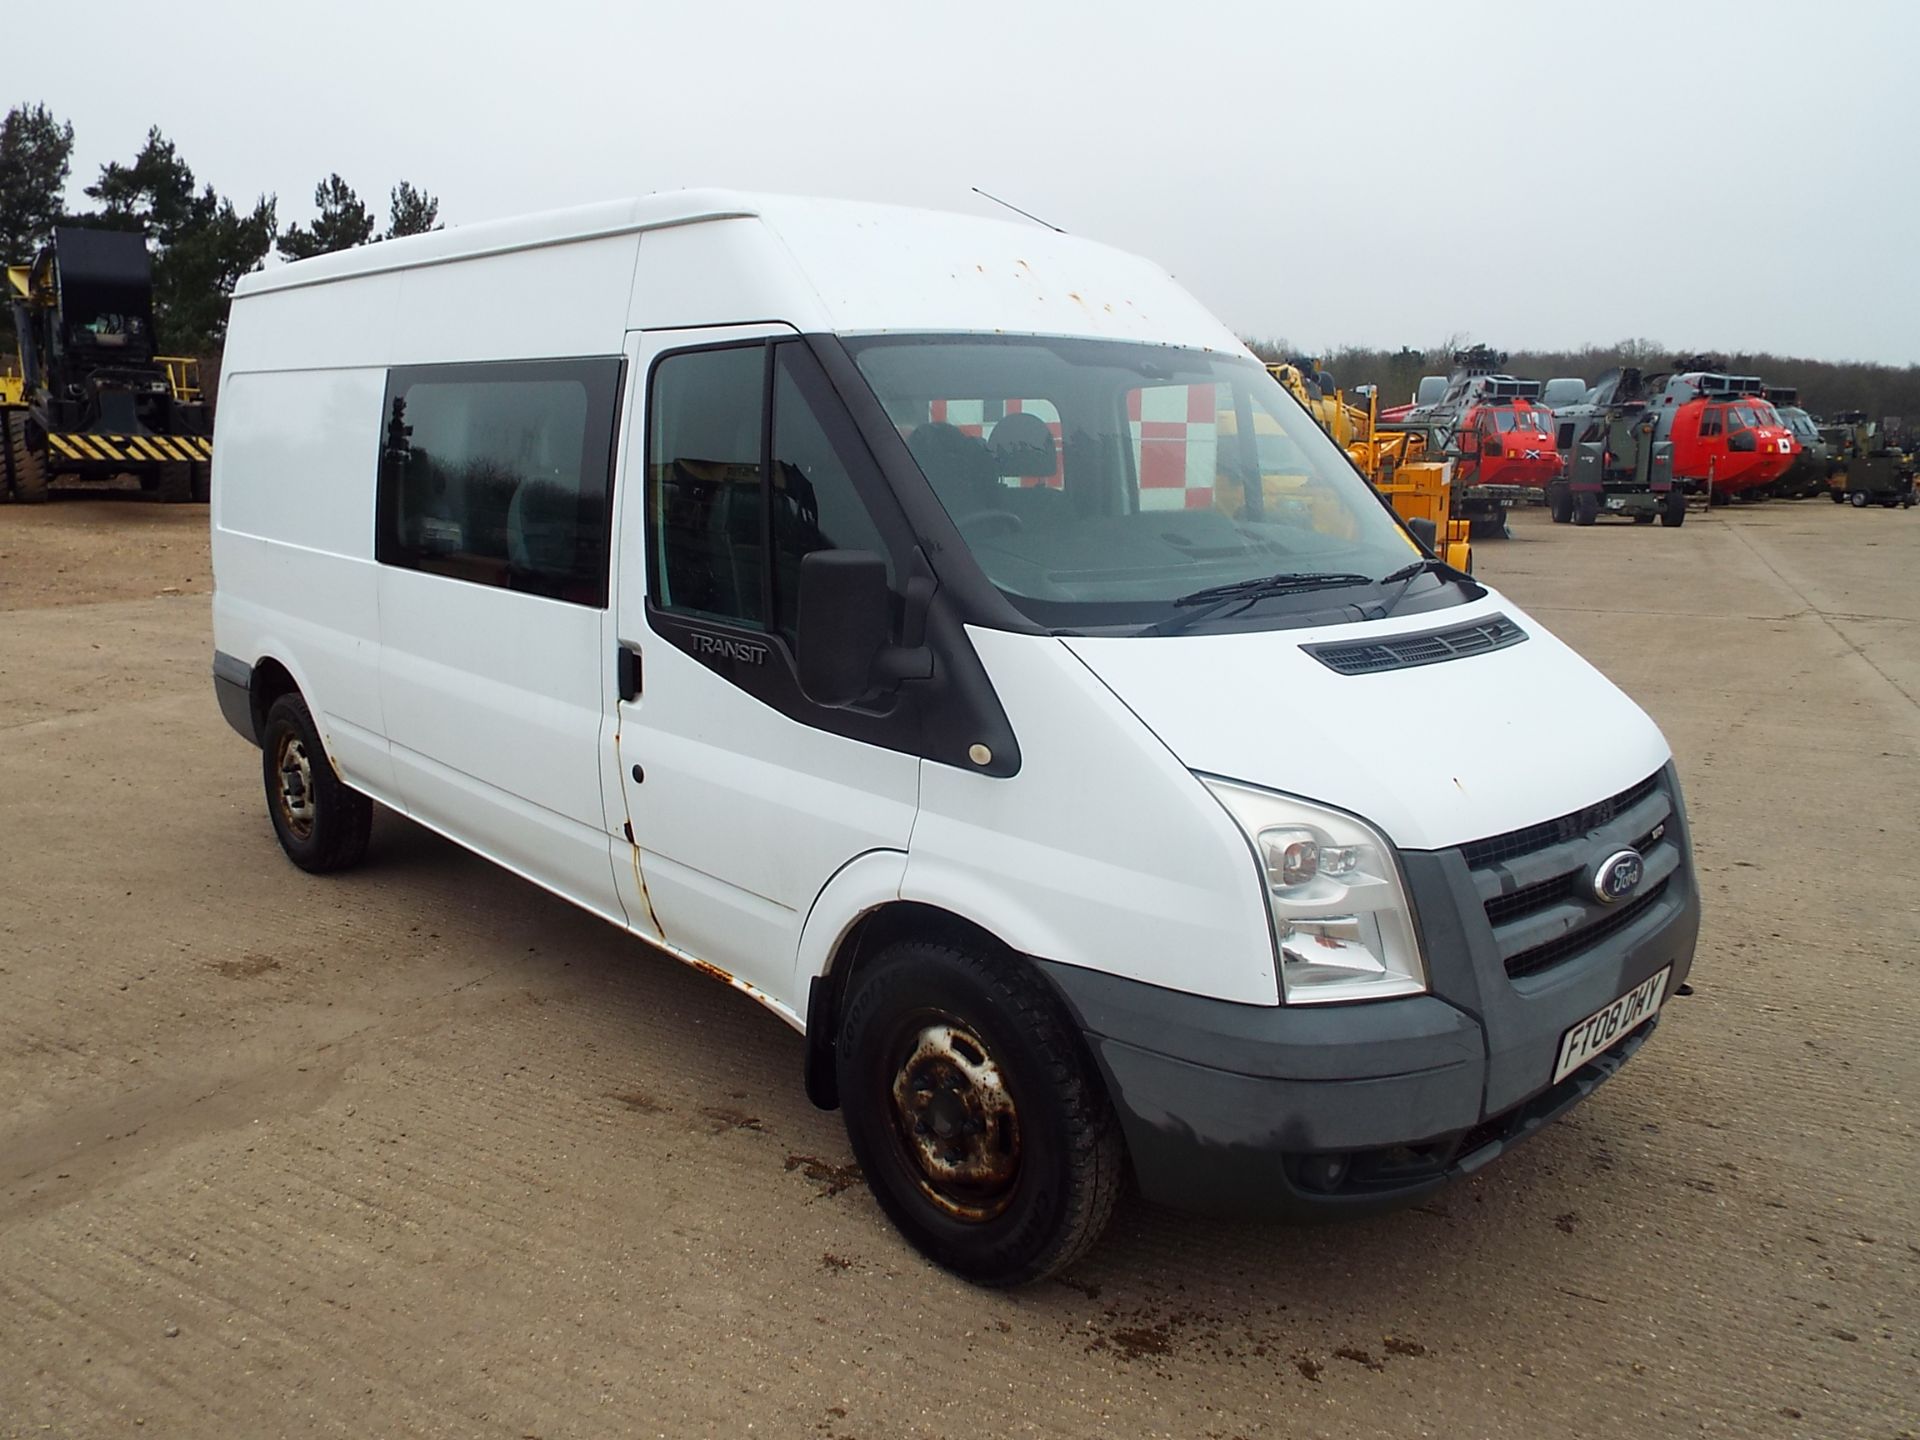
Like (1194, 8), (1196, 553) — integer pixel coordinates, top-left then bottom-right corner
(1036, 805), (1701, 1220)
(213, 651), (255, 744)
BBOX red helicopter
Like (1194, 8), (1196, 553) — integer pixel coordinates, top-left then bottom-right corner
(1644, 363), (1799, 501)
(1378, 347), (1563, 536)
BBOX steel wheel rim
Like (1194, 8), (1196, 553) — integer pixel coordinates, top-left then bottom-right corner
(275, 733), (317, 840)
(887, 1017), (1021, 1223)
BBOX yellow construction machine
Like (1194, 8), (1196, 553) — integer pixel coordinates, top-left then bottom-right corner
(3, 227), (214, 503)
(1268, 362), (1472, 572)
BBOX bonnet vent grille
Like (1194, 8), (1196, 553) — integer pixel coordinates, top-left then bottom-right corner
(1306, 615), (1528, 676)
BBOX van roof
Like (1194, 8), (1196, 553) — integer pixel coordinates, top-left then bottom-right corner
(232, 189), (1248, 353)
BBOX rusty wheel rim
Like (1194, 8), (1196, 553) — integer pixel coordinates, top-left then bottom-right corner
(274, 733), (316, 841)
(888, 1019), (1021, 1223)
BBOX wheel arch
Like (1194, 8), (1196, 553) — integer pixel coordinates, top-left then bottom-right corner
(800, 893), (1094, 1116)
(247, 655), (302, 743)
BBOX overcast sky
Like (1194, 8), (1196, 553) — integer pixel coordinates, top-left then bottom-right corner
(34, 0), (1920, 365)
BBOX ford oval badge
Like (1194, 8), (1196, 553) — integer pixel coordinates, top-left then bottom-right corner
(1594, 849), (1645, 904)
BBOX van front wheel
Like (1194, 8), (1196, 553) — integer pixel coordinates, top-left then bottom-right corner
(836, 939), (1122, 1286)
(261, 693), (373, 873)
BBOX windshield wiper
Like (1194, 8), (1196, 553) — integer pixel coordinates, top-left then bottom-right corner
(1373, 555), (1476, 616)
(1143, 571), (1375, 637)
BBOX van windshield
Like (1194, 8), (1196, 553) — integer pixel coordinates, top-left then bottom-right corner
(849, 336), (1439, 630)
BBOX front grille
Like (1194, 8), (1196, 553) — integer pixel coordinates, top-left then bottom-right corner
(1460, 769), (1677, 983)
(1305, 614), (1527, 676)
(1479, 822), (1664, 929)
(1503, 877), (1671, 980)
(1482, 871), (1576, 927)
(1461, 771), (1660, 871)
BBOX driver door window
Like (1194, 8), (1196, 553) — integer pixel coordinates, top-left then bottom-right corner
(647, 341), (890, 644)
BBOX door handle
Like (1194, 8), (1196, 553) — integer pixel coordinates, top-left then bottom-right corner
(617, 644), (642, 702)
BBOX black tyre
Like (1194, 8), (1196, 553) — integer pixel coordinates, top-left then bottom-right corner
(1548, 487), (1571, 524)
(1849, 490), (1868, 508)
(836, 939), (1123, 1287)
(1573, 491), (1598, 526)
(260, 693), (373, 873)
(6, 412), (49, 503)
(189, 460), (211, 504)
(153, 461), (193, 503)
(1828, 488), (1845, 504)
(1660, 492), (1686, 527)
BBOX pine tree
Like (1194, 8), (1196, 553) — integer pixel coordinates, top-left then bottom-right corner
(278, 174), (376, 261)
(385, 180), (440, 239)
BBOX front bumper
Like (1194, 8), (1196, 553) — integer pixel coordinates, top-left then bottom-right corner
(1038, 765), (1701, 1220)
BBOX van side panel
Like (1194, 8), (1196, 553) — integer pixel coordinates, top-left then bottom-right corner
(210, 365), (396, 800)
(378, 575), (623, 923)
(219, 271), (401, 376)
(391, 236), (641, 365)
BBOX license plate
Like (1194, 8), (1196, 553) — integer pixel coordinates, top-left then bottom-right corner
(1552, 966), (1671, 1083)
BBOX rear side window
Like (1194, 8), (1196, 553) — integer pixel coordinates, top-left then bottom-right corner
(376, 357), (623, 605)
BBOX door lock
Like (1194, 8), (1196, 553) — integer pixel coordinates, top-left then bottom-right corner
(631, 763), (645, 784)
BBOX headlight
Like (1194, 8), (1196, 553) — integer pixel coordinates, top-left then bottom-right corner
(1201, 777), (1427, 1005)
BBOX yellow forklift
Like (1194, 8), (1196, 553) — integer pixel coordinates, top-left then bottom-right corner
(2, 227), (213, 503)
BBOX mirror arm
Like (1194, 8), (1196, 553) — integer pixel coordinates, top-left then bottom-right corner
(875, 559), (937, 686)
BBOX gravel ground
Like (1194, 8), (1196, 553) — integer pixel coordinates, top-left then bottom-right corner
(1, 496), (1914, 1439)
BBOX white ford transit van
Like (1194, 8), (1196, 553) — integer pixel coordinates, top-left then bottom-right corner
(211, 192), (1699, 1285)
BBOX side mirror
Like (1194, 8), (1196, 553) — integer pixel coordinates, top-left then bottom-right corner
(1407, 517), (1438, 552)
(796, 550), (932, 708)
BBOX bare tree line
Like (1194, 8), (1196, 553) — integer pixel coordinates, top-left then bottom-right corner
(1245, 337), (1919, 425)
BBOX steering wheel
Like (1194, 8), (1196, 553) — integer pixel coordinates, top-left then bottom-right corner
(959, 509), (1025, 540)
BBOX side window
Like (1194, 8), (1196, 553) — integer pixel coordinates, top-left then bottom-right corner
(377, 357), (621, 606)
(648, 341), (891, 643)
(770, 344), (891, 644)
(1699, 405), (1723, 438)
(649, 345), (768, 627)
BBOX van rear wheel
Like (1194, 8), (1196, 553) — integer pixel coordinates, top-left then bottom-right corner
(836, 939), (1122, 1286)
(261, 693), (373, 873)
